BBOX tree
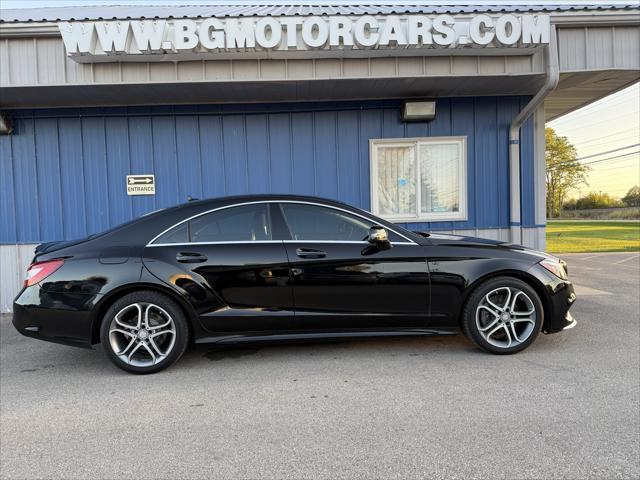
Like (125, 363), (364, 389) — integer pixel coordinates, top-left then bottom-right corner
(575, 191), (623, 210)
(622, 185), (640, 207)
(545, 128), (589, 218)
(563, 198), (578, 210)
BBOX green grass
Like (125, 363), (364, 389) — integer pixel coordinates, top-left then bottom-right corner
(546, 221), (640, 253)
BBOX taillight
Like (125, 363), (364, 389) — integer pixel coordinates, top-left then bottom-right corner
(24, 259), (64, 287)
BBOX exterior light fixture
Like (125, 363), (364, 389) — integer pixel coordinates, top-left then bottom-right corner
(402, 100), (436, 122)
(0, 113), (12, 135)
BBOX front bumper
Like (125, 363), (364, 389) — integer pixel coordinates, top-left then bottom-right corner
(527, 262), (577, 334)
(542, 276), (577, 334)
(13, 285), (98, 348)
(562, 310), (577, 330)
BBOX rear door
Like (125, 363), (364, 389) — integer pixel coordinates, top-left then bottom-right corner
(276, 202), (429, 331)
(143, 203), (293, 334)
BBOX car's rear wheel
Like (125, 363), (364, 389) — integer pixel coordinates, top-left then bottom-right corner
(100, 291), (189, 374)
(461, 276), (543, 354)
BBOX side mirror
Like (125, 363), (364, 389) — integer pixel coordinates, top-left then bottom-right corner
(368, 226), (392, 250)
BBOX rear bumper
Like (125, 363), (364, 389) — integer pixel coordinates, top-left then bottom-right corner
(12, 285), (98, 348)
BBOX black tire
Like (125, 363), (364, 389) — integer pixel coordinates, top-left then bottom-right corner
(461, 276), (543, 355)
(100, 290), (189, 374)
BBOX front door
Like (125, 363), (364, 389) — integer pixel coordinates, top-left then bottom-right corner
(276, 202), (429, 330)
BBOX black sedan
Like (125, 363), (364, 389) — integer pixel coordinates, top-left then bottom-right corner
(13, 195), (576, 373)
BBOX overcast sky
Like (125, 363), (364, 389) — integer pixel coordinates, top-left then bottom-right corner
(2, 0), (639, 198)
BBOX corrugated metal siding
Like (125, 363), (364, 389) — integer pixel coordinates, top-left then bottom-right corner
(0, 97), (535, 244)
(558, 26), (640, 71)
(1, 3), (634, 22)
(0, 244), (38, 312)
(0, 35), (545, 87)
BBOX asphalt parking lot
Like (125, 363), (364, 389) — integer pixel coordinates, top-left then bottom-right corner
(1, 252), (639, 479)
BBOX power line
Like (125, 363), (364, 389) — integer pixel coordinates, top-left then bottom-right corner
(547, 151), (640, 171)
(552, 93), (638, 117)
(558, 104), (639, 122)
(594, 176), (640, 183)
(583, 178), (639, 188)
(577, 127), (640, 143)
(587, 165), (640, 177)
(550, 96), (640, 123)
(552, 86), (639, 116)
(588, 163), (640, 173)
(551, 113), (640, 134)
(548, 151), (639, 170)
(547, 126), (640, 150)
(571, 127), (640, 148)
(576, 138), (640, 152)
(582, 151), (640, 166)
(575, 144), (640, 161)
(590, 156), (640, 167)
(590, 163), (640, 171)
(551, 107), (639, 127)
(582, 85), (640, 109)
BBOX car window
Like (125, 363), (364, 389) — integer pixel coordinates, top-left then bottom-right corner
(155, 223), (188, 244)
(280, 203), (403, 242)
(153, 203), (271, 244)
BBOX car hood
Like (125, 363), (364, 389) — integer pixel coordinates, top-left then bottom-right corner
(415, 232), (557, 261)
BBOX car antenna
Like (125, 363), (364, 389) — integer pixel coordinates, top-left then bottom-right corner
(187, 195), (199, 202)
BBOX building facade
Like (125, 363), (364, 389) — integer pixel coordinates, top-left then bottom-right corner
(1, 2), (639, 311)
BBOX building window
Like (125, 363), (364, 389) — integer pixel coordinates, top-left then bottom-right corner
(370, 136), (467, 222)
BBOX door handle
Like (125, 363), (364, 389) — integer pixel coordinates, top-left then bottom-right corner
(176, 252), (208, 263)
(296, 248), (326, 259)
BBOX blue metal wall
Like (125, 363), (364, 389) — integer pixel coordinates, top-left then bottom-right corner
(0, 98), (534, 244)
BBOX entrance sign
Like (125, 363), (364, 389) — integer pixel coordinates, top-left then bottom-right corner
(59, 14), (550, 62)
(126, 175), (155, 195)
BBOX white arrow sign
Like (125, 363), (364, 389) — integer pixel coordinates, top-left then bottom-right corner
(126, 175), (155, 195)
(128, 177), (153, 184)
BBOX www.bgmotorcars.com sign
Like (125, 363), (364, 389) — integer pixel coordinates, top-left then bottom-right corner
(59, 14), (550, 62)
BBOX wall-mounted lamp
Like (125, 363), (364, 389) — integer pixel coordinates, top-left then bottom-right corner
(402, 100), (436, 122)
(0, 113), (13, 135)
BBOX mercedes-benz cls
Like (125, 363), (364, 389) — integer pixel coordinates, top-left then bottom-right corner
(13, 195), (576, 374)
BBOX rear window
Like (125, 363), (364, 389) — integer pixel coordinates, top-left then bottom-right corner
(155, 223), (188, 244)
(152, 204), (271, 244)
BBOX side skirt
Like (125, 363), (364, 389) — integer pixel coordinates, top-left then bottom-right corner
(195, 328), (458, 345)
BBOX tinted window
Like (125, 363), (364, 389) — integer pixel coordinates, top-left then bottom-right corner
(155, 223), (188, 244)
(281, 203), (403, 242)
(153, 204), (271, 244)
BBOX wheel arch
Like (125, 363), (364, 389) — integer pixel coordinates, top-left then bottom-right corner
(457, 269), (553, 333)
(90, 282), (198, 345)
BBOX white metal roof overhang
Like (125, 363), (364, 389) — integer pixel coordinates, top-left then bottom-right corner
(0, 4), (638, 120)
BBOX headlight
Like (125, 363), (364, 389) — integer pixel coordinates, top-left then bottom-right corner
(539, 258), (568, 280)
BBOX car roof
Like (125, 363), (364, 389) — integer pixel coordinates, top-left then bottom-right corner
(80, 194), (424, 249)
(176, 194), (357, 210)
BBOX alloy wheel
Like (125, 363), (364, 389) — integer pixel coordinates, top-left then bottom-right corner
(475, 286), (537, 349)
(108, 302), (177, 367)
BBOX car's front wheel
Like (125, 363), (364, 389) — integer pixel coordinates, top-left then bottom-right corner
(100, 291), (189, 374)
(461, 276), (543, 354)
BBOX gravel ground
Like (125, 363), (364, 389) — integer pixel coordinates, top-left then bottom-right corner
(1, 252), (639, 480)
